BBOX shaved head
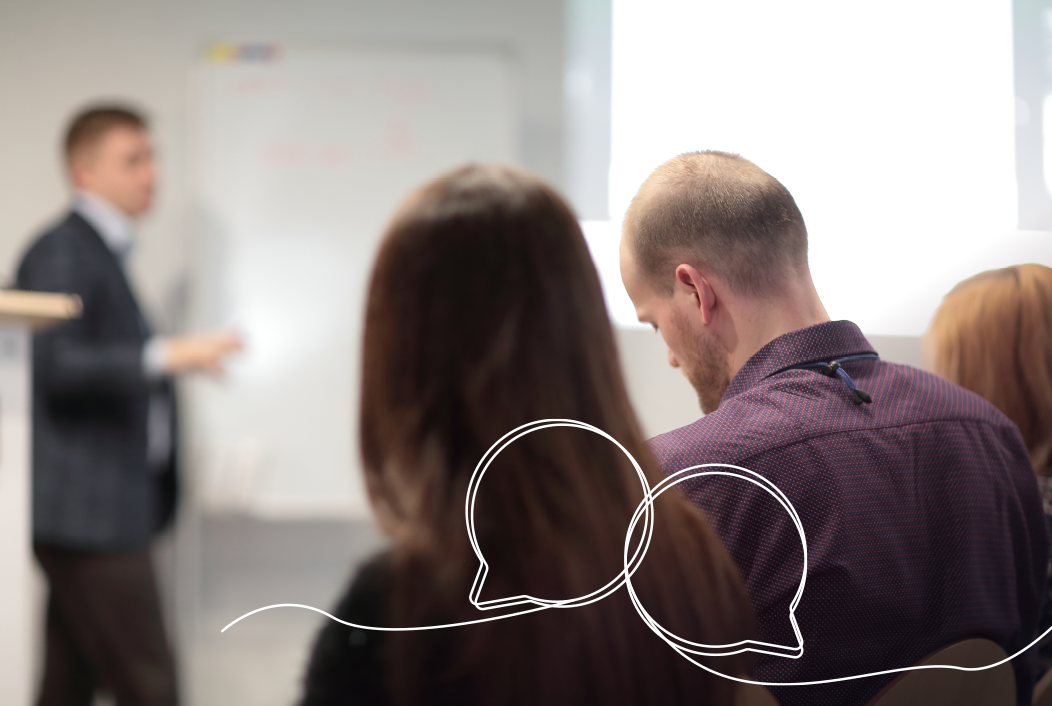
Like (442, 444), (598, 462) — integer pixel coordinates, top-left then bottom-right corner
(624, 151), (809, 297)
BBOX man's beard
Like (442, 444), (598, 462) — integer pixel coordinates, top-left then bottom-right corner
(672, 311), (730, 414)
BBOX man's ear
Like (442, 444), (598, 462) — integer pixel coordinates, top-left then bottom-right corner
(674, 264), (717, 326)
(69, 157), (91, 190)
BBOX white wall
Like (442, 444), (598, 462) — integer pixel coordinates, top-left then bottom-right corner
(607, 0), (1052, 338)
(0, 0), (564, 328)
(616, 327), (702, 437)
(563, 0), (611, 220)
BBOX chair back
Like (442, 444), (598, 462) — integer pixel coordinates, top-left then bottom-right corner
(864, 638), (1014, 706)
(735, 681), (779, 706)
(1033, 664), (1052, 706)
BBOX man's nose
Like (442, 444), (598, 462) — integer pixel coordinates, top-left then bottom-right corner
(667, 348), (680, 368)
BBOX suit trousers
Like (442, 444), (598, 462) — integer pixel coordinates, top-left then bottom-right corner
(34, 545), (178, 706)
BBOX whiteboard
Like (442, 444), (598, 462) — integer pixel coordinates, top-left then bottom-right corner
(189, 47), (518, 517)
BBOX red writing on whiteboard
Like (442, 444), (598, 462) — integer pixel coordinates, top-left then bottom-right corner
(375, 120), (422, 162)
(260, 141), (351, 168)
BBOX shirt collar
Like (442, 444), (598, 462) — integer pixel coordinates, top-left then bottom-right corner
(721, 320), (877, 404)
(73, 190), (135, 260)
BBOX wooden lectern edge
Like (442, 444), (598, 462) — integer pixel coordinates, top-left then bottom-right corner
(0, 290), (82, 332)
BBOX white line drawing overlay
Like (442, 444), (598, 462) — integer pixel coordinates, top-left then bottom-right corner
(222, 418), (1052, 686)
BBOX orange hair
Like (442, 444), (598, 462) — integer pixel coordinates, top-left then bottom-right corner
(926, 264), (1052, 473)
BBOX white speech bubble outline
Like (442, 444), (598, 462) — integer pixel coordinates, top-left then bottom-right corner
(465, 419), (654, 614)
(623, 464), (806, 660)
(221, 418), (1052, 688)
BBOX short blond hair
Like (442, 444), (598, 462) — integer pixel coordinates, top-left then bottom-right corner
(926, 264), (1052, 472)
(624, 151), (809, 297)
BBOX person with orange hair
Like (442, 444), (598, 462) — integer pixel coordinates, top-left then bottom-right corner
(927, 263), (1052, 675)
(927, 264), (1052, 473)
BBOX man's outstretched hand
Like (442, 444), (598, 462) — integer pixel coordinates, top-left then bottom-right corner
(164, 331), (244, 374)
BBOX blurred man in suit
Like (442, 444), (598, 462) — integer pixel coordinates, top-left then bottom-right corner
(17, 106), (242, 706)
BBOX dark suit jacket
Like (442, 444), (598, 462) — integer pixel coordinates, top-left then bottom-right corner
(17, 211), (177, 552)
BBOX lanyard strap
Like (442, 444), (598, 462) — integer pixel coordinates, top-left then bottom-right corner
(776, 352), (880, 405)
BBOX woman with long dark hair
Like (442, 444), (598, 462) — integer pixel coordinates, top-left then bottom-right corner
(299, 165), (757, 705)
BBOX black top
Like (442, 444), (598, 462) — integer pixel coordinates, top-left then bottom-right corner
(17, 212), (177, 551)
(301, 553), (750, 705)
(300, 554), (392, 706)
(1035, 476), (1052, 677)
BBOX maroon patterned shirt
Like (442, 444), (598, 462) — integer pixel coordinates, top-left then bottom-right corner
(649, 320), (1048, 706)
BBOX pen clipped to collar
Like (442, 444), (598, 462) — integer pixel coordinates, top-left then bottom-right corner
(780, 353), (879, 405)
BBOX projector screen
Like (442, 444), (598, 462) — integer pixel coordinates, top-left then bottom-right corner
(597, 0), (1050, 336)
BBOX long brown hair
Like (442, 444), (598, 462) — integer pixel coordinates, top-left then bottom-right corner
(926, 263), (1052, 473)
(360, 164), (754, 705)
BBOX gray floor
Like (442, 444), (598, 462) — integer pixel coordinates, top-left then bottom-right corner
(180, 517), (386, 706)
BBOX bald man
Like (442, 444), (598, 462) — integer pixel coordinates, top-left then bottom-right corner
(620, 151), (1048, 705)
